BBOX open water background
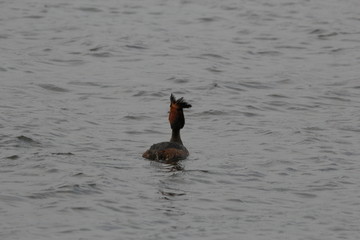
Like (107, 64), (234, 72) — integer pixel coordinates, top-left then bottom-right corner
(1, 0), (360, 239)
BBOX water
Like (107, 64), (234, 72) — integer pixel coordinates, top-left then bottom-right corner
(1, 0), (360, 239)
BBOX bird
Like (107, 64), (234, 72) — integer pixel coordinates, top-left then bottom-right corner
(143, 94), (192, 162)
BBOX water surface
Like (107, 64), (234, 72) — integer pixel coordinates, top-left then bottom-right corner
(1, 0), (360, 239)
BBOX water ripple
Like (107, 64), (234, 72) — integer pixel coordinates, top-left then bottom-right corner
(38, 84), (69, 93)
(28, 183), (102, 199)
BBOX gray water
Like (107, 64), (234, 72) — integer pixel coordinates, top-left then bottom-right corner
(1, 0), (360, 239)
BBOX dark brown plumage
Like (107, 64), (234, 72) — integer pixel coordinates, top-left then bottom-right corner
(143, 94), (192, 162)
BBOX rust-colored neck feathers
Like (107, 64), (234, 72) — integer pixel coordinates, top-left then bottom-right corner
(168, 94), (191, 145)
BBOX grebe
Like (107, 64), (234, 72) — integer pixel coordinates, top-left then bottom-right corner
(143, 94), (192, 162)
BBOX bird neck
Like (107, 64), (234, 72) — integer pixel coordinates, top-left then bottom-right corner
(170, 129), (183, 145)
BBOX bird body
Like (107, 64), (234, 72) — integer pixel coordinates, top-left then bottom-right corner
(143, 94), (191, 162)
